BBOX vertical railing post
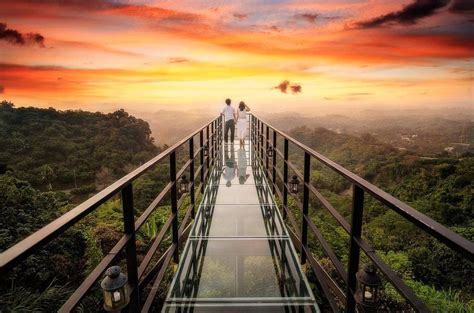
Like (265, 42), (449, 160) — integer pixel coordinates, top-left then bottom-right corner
(189, 137), (195, 219)
(251, 116), (255, 147)
(214, 119), (218, 159)
(301, 152), (310, 265)
(220, 115), (223, 143)
(206, 124), (210, 178)
(260, 121), (264, 162)
(265, 125), (269, 173)
(283, 138), (289, 220)
(169, 151), (179, 264)
(257, 119), (260, 161)
(199, 130), (204, 194)
(252, 116), (256, 162)
(211, 121), (215, 165)
(347, 184), (364, 313)
(272, 130), (277, 193)
(121, 184), (140, 312)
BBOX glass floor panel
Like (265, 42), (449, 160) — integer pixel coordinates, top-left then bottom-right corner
(163, 136), (319, 312)
(214, 185), (272, 205)
(168, 239), (312, 299)
(191, 205), (286, 237)
(163, 303), (318, 313)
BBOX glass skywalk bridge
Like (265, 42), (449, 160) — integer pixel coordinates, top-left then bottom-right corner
(163, 140), (319, 312)
(1, 113), (472, 313)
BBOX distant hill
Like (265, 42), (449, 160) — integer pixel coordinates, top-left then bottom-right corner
(0, 101), (159, 193)
(131, 109), (214, 145)
(260, 110), (473, 155)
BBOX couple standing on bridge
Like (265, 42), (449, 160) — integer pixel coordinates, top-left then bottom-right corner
(221, 98), (250, 187)
(221, 98), (250, 148)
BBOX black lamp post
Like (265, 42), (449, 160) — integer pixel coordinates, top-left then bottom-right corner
(355, 264), (382, 312)
(289, 175), (299, 194)
(101, 266), (130, 312)
(179, 175), (190, 194)
(267, 145), (274, 158)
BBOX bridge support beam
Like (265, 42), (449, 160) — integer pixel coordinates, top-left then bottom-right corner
(300, 152), (310, 265)
(189, 137), (195, 219)
(122, 183), (140, 312)
(283, 138), (289, 220)
(347, 184), (364, 313)
(170, 151), (179, 264)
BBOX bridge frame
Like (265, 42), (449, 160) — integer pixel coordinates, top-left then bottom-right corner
(0, 113), (472, 312)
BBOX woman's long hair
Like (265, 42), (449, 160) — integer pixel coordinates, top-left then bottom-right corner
(239, 101), (245, 111)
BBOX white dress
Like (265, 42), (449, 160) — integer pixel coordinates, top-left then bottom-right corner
(236, 110), (247, 140)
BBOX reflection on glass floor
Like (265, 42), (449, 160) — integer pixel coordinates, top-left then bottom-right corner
(163, 137), (319, 313)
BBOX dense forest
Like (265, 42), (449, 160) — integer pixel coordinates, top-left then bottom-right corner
(0, 101), (158, 192)
(0, 102), (472, 311)
(285, 126), (473, 311)
(0, 102), (171, 311)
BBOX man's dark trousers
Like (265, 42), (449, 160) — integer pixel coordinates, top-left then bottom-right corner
(224, 119), (235, 143)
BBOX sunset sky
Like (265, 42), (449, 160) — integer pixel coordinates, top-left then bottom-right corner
(0, 0), (472, 115)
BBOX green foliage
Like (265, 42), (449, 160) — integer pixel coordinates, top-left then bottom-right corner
(0, 280), (72, 313)
(0, 175), (67, 250)
(0, 105), (158, 191)
(289, 126), (474, 309)
(406, 281), (474, 313)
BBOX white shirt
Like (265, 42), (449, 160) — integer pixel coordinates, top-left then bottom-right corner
(222, 105), (235, 122)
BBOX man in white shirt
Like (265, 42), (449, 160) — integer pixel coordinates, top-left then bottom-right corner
(221, 98), (235, 143)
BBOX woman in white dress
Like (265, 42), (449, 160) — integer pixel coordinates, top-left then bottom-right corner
(236, 101), (249, 148)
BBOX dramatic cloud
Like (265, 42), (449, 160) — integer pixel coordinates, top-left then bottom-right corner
(290, 84), (302, 94)
(168, 57), (190, 63)
(274, 80), (290, 93)
(270, 25), (280, 32)
(355, 0), (449, 28)
(273, 80), (302, 94)
(233, 13), (247, 21)
(106, 5), (201, 25)
(0, 85), (4, 93)
(450, 0), (474, 13)
(296, 13), (318, 24)
(0, 22), (45, 47)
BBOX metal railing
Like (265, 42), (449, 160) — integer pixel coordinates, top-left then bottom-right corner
(1, 112), (473, 312)
(0, 116), (223, 312)
(250, 114), (474, 313)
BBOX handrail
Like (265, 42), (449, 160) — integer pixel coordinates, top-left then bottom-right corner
(2, 111), (472, 313)
(250, 113), (474, 313)
(0, 116), (219, 272)
(253, 114), (473, 258)
(0, 115), (223, 313)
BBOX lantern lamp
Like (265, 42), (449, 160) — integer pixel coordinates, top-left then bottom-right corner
(101, 266), (130, 312)
(265, 206), (272, 218)
(180, 175), (190, 194)
(267, 146), (274, 158)
(203, 145), (209, 157)
(355, 264), (382, 311)
(289, 175), (300, 194)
